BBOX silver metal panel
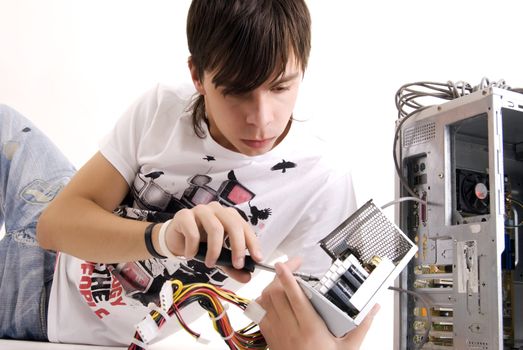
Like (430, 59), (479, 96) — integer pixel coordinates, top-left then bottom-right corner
(394, 88), (523, 350)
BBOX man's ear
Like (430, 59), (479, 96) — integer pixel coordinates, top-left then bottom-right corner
(188, 57), (205, 95)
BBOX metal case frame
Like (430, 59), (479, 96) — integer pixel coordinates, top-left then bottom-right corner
(394, 87), (523, 350)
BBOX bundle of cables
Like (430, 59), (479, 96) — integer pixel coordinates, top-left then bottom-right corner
(392, 78), (522, 349)
(128, 279), (267, 350)
(393, 78), (522, 198)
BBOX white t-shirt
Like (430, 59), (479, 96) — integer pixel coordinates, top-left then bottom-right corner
(47, 84), (356, 346)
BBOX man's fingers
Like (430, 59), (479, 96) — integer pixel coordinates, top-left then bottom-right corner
(195, 207), (225, 267)
(273, 257), (318, 323)
(266, 279), (300, 330)
(243, 219), (263, 262)
(216, 207), (247, 269)
(170, 209), (200, 257)
(279, 256), (302, 272)
(168, 202), (262, 274)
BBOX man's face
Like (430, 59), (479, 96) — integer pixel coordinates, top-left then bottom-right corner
(192, 60), (302, 156)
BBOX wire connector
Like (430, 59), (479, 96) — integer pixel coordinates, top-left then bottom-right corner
(131, 338), (149, 349)
(244, 300), (266, 324)
(135, 314), (160, 344)
(160, 280), (174, 312)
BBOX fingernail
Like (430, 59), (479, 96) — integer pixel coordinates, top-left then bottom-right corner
(235, 256), (245, 269)
(370, 304), (381, 316)
(274, 262), (283, 276)
(250, 248), (263, 261)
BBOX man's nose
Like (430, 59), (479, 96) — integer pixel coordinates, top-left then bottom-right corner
(245, 92), (273, 127)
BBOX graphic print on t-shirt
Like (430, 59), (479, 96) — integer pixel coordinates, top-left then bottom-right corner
(270, 159), (297, 173)
(78, 262), (127, 319)
(247, 203), (272, 226)
(202, 155), (216, 161)
(79, 168), (273, 310)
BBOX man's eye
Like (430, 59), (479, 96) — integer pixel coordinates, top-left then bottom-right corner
(272, 85), (290, 92)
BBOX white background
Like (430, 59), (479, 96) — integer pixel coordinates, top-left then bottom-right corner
(1, 1), (523, 349)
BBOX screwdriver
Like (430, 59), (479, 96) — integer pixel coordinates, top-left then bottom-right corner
(195, 242), (319, 281)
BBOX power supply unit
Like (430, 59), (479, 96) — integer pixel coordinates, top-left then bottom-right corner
(299, 199), (417, 337)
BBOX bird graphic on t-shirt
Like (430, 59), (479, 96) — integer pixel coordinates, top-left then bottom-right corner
(145, 171), (164, 179)
(270, 159), (297, 173)
(203, 155), (216, 162)
(248, 202), (272, 226)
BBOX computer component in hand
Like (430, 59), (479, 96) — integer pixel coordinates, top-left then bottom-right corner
(298, 199), (417, 337)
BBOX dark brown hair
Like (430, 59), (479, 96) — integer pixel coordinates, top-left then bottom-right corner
(186, 0), (311, 137)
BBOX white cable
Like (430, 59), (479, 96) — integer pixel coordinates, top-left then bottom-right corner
(158, 219), (178, 260)
(380, 196), (427, 210)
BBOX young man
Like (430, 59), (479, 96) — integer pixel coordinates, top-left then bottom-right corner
(1, 0), (377, 348)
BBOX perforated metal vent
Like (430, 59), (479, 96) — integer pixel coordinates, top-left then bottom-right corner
(319, 200), (414, 264)
(403, 122), (436, 148)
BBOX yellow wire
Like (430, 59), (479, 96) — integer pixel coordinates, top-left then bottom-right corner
(161, 280), (263, 350)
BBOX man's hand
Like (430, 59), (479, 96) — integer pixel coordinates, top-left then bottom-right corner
(160, 201), (263, 282)
(257, 257), (379, 350)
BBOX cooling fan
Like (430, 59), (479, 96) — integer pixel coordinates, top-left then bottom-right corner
(457, 169), (489, 215)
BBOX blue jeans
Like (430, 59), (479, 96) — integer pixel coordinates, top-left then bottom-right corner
(0, 105), (76, 340)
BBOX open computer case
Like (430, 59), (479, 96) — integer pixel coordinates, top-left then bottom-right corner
(394, 86), (523, 349)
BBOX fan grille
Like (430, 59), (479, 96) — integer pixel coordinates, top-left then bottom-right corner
(319, 200), (414, 264)
(457, 169), (489, 215)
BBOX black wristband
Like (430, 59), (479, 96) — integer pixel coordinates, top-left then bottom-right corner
(144, 223), (167, 259)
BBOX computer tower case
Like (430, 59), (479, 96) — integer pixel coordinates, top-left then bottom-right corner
(394, 87), (523, 349)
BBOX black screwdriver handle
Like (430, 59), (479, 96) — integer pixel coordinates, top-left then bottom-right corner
(195, 242), (256, 273)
